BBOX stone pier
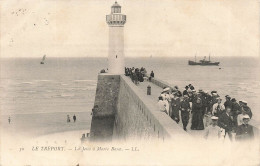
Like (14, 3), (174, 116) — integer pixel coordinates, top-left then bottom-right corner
(89, 74), (188, 141)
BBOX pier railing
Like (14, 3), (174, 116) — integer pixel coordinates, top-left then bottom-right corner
(150, 77), (172, 89)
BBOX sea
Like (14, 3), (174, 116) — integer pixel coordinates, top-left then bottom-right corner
(0, 57), (260, 136)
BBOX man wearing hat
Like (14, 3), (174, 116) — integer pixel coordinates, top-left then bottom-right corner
(224, 95), (232, 110)
(189, 90), (197, 103)
(238, 100), (243, 107)
(190, 85), (195, 90)
(204, 116), (225, 140)
(212, 98), (225, 117)
(170, 92), (181, 124)
(218, 107), (234, 141)
(204, 91), (212, 114)
(231, 98), (241, 127)
(240, 101), (253, 119)
(198, 89), (204, 93)
(237, 107), (249, 126)
(198, 91), (207, 116)
(211, 90), (217, 94)
(235, 114), (254, 141)
(211, 92), (220, 105)
(175, 86), (182, 97)
(187, 89), (193, 102)
(183, 86), (189, 96)
(180, 95), (191, 131)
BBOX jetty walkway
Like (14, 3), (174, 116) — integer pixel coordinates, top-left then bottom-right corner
(124, 75), (260, 140)
(125, 76), (205, 138)
(91, 73), (259, 141)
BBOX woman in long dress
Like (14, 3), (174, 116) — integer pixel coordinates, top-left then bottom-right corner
(191, 98), (204, 130)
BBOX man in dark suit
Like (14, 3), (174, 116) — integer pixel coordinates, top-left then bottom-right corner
(218, 107), (234, 141)
(180, 95), (191, 131)
(231, 98), (241, 127)
(224, 95), (233, 109)
(183, 86), (189, 96)
(241, 101), (253, 119)
(235, 114), (254, 141)
(170, 93), (181, 124)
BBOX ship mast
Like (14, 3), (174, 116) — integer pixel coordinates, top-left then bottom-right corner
(209, 53), (210, 61)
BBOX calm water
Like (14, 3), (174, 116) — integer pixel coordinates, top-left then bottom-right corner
(1, 57), (260, 125)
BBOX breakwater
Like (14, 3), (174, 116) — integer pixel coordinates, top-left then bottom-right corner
(89, 74), (188, 141)
(90, 74), (259, 141)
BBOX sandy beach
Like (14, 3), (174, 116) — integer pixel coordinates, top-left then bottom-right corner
(1, 111), (91, 137)
(0, 111), (91, 166)
(1, 129), (88, 166)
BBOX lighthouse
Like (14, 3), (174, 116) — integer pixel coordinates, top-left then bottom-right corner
(106, 1), (126, 74)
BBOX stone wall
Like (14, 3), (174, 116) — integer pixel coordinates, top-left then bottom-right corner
(89, 74), (120, 141)
(113, 75), (188, 141)
(90, 74), (188, 142)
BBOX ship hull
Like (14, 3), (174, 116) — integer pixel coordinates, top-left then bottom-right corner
(188, 60), (219, 66)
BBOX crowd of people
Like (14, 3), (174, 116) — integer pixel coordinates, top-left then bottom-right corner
(125, 67), (148, 85)
(157, 84), (255, 141)
(123, 67), (255, 141)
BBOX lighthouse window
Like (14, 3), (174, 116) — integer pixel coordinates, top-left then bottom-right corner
(116, 55), (117, 58)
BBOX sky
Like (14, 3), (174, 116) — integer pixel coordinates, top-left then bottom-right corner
(0, 0), (259, 58)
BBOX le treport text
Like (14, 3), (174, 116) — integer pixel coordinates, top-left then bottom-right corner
(31, 146), (139, 152)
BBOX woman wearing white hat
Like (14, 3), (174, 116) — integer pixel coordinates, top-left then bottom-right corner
(161, 88), (171, 114)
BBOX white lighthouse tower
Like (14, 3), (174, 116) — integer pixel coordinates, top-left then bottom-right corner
(106, 1), (126, 74)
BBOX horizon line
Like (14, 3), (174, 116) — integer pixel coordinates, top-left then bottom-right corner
(1, 55), (259, 59)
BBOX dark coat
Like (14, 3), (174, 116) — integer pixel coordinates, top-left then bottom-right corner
(235, 124), (254, 141)
(224, 100), (233, 109)
(231, 102), (241, 115)
(218, 112), (234, 132)
(171, 97), (181, 123)
(183, 90), (188, 96)
(180, 99), (190, 111)
(180, 99), (190, 129)
(191, 101), (204, 130)
(211, 96), (218, 104)
(171, 97), (181, 117)
(176, 90), (182, 97)
(242, 105), (253, 118)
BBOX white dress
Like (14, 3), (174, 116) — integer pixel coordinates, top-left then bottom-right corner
(204, 125), (225, 140)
